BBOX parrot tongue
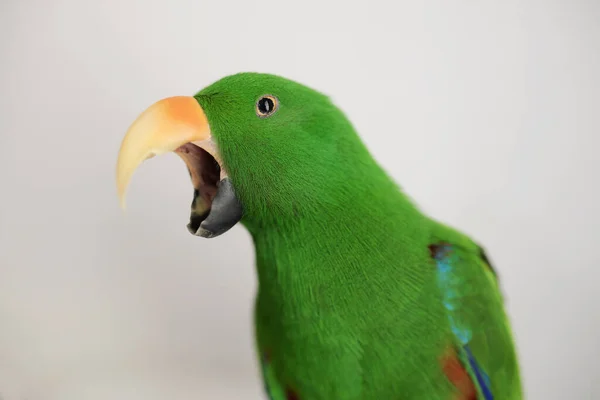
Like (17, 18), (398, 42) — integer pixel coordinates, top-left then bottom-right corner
(175, 142), (243, 238)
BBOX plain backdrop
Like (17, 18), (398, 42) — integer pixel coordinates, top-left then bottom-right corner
(1, 0), (599, 399)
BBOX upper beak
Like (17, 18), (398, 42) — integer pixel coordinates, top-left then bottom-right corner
(116, 96), (242, 238)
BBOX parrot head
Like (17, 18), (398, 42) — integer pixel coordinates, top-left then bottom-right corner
(116, 72), (380, 238)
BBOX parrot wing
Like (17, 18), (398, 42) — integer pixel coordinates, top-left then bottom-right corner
(260, 350), (284, 400)
(429, 228), (522, 400)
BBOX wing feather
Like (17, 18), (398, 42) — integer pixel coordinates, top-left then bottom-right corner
(429, 240), (521, 400)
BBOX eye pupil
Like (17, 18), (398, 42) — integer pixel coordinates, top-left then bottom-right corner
(259, 98), (273, 113)
(256, 96), (278, 117)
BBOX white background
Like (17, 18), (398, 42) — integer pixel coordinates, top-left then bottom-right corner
(1, 0), (599, 399)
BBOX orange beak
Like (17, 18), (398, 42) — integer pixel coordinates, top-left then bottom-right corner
(116, 96), (213, 209)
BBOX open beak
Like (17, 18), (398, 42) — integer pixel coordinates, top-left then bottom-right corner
(116, 96), (242, 238)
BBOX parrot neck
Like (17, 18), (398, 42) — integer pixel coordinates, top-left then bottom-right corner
(246, 175), (431, 319)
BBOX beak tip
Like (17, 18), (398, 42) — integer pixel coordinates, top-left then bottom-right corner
(117, 185), (128, 211)
(194, 226), (218, 239)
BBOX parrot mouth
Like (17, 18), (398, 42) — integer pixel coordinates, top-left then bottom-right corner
(116, 96), (243, 238)
(175, 143), (220, 234)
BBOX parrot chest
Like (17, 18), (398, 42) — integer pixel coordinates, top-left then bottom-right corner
(255, 298), (363, 400)
(253, 280), (452, 400)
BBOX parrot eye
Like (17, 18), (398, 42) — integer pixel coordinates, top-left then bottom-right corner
(256, 95), (279, 118)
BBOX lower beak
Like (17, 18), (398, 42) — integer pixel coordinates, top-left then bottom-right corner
(116, 96), (242, 238)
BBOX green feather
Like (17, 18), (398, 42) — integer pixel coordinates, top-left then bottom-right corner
(193, 72), (522, 399)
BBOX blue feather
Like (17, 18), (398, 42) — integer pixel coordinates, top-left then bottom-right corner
(465, 345), (493, 400)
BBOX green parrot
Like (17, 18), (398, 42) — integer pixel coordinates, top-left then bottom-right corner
(116, 73), (522, 400)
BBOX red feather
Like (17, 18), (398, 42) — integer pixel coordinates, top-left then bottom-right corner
(441, 347), (478, 400)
